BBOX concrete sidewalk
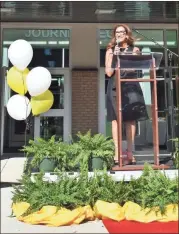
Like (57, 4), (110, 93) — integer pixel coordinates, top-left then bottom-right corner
(1, 157), (26, 183)
(1, 157), (108, 233)
(1, 186), (108, 233)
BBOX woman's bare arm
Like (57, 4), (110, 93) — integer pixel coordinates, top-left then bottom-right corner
(105, 49), (114, 77)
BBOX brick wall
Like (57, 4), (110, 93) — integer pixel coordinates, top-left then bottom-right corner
(72, 70), (98, 136)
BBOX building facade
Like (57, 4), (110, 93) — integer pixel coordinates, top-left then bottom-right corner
(0, 1), (179, 156)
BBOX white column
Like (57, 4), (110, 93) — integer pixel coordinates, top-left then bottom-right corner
(1, 48), (8, 156)
(98, 68), (106, 135)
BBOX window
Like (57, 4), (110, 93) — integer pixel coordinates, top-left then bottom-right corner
(50, 75), (64, 109)
(166, 30), (179, 112)
(3, 28), (70, 68)
(8, 48), (69, 68)
(166, 30), (178, 67)
(40, 117), (63, 140)
(164, 2), (178, 19)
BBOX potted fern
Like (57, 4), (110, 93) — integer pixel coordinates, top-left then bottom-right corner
(21, 136), (65, 173)
(54, 141), (83, 172)
(171, 138), (179, 169)
(76, 130), (114, 171)
(63, 142), (84, 171)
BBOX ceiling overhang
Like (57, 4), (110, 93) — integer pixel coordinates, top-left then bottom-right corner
(0, 1), (179, 23)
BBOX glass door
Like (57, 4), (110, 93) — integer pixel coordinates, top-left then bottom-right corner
(2, 48), (34, 150)
(3, 67), (70, 150)
(34, 68), (71, 142)
(1, 27), (70, 153)
(1, 66), (7, 155)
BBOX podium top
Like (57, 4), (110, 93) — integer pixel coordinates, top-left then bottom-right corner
(111, 52), (163, 70)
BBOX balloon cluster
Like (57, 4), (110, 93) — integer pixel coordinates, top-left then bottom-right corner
(6, 39), (54, 121)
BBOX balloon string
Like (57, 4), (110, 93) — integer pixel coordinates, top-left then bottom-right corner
(21, 71), (29, 157)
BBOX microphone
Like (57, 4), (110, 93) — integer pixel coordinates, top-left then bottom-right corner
(116, 39), (126, 52)
(116, 38), (120, 47)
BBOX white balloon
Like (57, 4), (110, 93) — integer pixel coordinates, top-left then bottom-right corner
(7, 95), (31, 121)
(26, 67), (52, 96)
(8, 39), (33, 71)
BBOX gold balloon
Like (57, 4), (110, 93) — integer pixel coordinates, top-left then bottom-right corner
(7, 66), (29, 95)
(31, 90), (54, 116)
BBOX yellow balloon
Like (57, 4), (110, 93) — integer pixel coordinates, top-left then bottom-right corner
(7, 66), (29, 95)
(31, 90), (54, 116)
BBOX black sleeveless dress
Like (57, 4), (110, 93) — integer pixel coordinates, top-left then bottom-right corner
(106, 46), (149, 122)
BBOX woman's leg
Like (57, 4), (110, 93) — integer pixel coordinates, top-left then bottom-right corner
(112, 120), (118, 161)
(112, 120), (130, 164)
(125, 121), (136, 162)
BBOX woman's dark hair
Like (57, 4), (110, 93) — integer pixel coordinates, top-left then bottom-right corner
(106, 24), (136, 50)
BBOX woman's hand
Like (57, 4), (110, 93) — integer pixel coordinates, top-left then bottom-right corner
(113, 45), (121, 55)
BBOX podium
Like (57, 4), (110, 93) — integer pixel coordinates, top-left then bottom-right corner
(110, 52), (170, 170)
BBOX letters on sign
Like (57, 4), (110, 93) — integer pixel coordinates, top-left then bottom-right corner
(24, 30), (70, 38)
(24, 29), (112, 39)
(100, 30), (112, 39)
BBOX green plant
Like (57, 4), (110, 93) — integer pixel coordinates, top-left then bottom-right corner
(76, 130), (115, 169)
(54, 141), (86, 172)
(11, 164), (178, 217)
(21, 136), (68, 172)
(11, 167), (127, 216)
(63, 142), (85, 171)
(126, 163), (178, 214)
(171, 138), (179, 169)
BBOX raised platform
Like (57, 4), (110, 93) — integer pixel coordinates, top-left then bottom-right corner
(112, 164), (170, 171)
(30, 169), (178, 183)
(1, 152), (174, 183)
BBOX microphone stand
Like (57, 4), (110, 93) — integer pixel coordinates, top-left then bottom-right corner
(132, 28), (179, 153)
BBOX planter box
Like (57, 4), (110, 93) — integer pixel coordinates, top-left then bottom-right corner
(30, 169), (178, 183)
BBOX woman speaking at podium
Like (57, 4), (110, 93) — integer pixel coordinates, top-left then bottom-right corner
(105, 24), (148, 165)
